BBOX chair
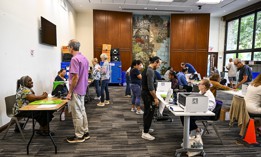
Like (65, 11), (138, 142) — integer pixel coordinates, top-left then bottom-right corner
(201, 100), (223, 144)
(2, 95), (25, 141)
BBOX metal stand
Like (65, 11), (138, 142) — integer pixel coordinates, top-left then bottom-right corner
(175, 116), (206, 157)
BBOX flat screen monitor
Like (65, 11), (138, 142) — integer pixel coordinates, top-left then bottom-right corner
(40, 16), (57, 46)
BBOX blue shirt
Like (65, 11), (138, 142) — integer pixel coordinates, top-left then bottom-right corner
(177, 72), (188, 86)
(185, 63), (197, 74)
(130, 68), (141, 86)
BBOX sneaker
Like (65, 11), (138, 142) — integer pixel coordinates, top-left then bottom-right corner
(136, 110), (144, 115)
(94, 96), (100, 100)
(67, 136), (85, 143)
(125, 95), (131, 98)
(97, 102), (105, 107)
(83, 132), (90, 140)
(104, 100), (110, 105)
(141, 132), (155, 141)
(131, 108), (136, 112)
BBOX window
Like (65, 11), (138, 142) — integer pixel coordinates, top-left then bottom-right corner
(224, 8), (261, 69)
(255, 11), (261, 48)
(254, 52), (261, 61)
(225, 53), (236, 66)
(226, 20), (238, 51)
(239, 14), (254, 50)
(238, 52), (251, 61)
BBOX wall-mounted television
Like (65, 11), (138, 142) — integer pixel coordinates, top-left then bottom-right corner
(40, 16), (57, 46)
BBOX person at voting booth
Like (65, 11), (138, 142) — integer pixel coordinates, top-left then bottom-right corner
(180, 79), (215, 134)
(209, 73), (232, 97)
(14, 75), (54, 136)
(141, 56), (161, 141)
(52, 69), (68, 97)
(233, 58), (252, 89)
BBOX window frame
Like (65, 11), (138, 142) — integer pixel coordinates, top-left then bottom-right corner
(223, 9), (261, 71)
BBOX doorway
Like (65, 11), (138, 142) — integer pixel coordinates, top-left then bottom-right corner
(207, 52), (218, 77)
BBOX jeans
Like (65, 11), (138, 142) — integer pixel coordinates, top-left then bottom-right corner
(70, 93), (89, 138)
(101, 79), (110, 102)
(142, 91), (155, 133)
(93, 79), (101, 97)
(130, 84), (141, 106)
(125, 75), (131, 95)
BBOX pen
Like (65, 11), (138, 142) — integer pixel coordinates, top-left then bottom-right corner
(169, 106), (174, 111)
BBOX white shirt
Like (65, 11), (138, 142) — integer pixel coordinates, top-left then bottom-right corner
(226, 62), (237, 77)
(200, 90), (216, 111)
(245, 85), (261, 114)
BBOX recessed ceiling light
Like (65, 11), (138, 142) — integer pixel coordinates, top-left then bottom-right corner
(197, 0), (221, 4)
(150, 0), (173, 2)
(155, 8), (158, 10)
(119, 6), (122, 9)
(144, 7), (148, 10)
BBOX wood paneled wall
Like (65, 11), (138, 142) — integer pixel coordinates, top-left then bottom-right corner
(170, 14), (210, 77)
(93, 10), (132, 71)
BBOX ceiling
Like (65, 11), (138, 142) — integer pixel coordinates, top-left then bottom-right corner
(67, 0), (260, 17)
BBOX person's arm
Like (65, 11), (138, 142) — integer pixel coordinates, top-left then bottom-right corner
(215, 82), (232, 90)
(137, 74), (142, 80)
(147, 69), (159, 106)
(234, 75), (248, 89)
(26, 92), (48, 102)
(67, 73), (79, 99)
(226, 63), (230, 70)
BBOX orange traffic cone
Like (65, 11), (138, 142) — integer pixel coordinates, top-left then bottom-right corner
(243, 119), (258, 144)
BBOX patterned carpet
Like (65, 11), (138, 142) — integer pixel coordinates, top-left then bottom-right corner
(0, 86), (261, 157)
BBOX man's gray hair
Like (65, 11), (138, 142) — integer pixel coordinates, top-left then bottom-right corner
(68, 39), (80, 51)
(100, 53), (108, 60)
(234, 58), (241, 63)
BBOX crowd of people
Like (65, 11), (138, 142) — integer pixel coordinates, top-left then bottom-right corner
(13, 39), (261, 144)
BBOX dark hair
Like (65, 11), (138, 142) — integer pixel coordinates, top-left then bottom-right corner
(169, 70), (177, 79)
(131, 60), (142, 69)
(17, 75), (30, 90)
(59, 69), (66, 73)
(149, 56), (161, 63)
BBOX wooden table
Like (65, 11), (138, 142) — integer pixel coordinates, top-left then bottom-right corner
(19, 97), (68, 154)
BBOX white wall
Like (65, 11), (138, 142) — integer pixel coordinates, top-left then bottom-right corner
(76, 11), (94, 62)
(0, 0), (76, 126)
(209, 17), (226, 72)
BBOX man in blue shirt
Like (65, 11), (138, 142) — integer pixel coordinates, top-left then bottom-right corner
(177, 68), (192, 92)
(233, 58), (252, 89)
(177, 68), (188, 86)
(181, 62), (197, 74)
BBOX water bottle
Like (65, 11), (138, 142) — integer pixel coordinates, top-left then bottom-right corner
(61, 111), (65, 121)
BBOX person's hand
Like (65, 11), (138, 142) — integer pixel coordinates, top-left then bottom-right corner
(66, 92), (72, 100)
(233, 85), (238, 89)
(154, 98), (159, 107)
